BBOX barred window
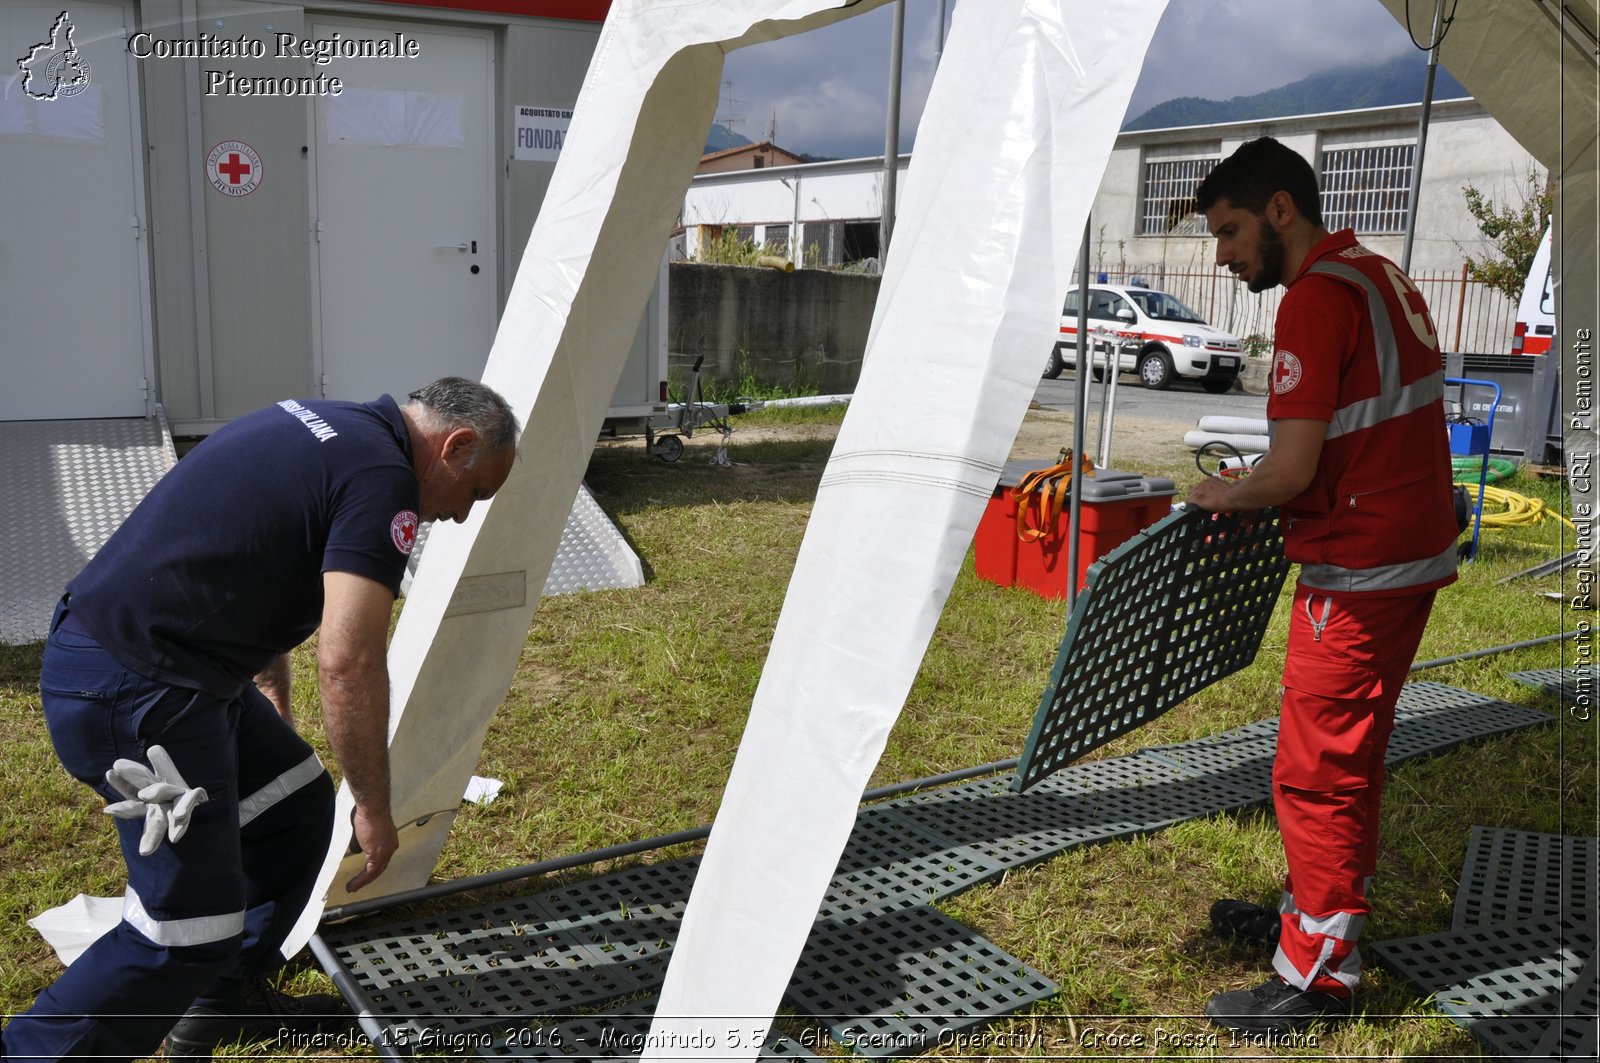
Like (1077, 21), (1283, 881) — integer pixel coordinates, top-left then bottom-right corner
(1140, 158), (1217, 236)
(1320, 145), (1414, 233)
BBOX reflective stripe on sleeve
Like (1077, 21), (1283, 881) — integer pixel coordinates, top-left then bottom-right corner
(238, 752), (327, 828)
(123, 887), (244, 947)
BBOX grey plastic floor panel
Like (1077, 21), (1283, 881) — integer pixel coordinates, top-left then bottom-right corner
(820, 805), (1006, 916)
(1370, 916), (1596, 1059)
(890, 756), (1214, 871)
(1455, 827), (1598, 930)
(1014, 506), (1289, 791)
(1535, 952), (1598, 1060)
(323, 896), (651, 1044)
(318, 678), (1570, 1057)
(471, 998), (821, 1059)
(1, 416), (175, 645)
(1510, 665), (1599, 706)
(1385, 682), (1555, 764)
(784, 904), (1058, 1059)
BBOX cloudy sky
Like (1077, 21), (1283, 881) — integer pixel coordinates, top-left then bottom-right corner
(718, 0), (1434, 159)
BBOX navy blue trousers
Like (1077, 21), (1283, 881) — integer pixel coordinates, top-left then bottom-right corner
(2, 605), (334, 1062)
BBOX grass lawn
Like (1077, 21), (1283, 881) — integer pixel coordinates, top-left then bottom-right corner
(2, 404), (1594, 1059)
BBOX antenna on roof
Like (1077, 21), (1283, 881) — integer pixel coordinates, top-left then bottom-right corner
(716, 80), (743, 131)
(765, 108), (777, 143)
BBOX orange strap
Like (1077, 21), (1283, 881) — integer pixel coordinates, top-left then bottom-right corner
(1009, 451), (1095, 542)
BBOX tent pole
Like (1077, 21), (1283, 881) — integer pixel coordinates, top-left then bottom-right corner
(1400, 0), (1447, 273)
(1066, 222), (1091, 612)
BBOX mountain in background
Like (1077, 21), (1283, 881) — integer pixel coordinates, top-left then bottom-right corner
(1124, 53), (1469, 131)
(704, 122), (753, 154)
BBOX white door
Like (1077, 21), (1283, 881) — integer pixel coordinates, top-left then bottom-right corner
(0, 0), (149, 419)
(312, 19), (497, 402)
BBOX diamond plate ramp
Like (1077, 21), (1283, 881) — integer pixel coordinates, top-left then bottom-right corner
(403, 482), (643, 599)
(784, 905), (1058, 1059)
(1, 416), (175, 645)
(1370, 916), (1596, 1059)
(1014, 506), (1288, 791)
(1454, 827), (1598, 930)
(1510, 666), (1598, 706)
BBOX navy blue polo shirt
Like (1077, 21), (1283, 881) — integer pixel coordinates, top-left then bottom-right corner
(66, 395), (419, 698)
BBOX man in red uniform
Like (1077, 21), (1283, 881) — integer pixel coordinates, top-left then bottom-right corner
(1186, 137), (1459, 1035)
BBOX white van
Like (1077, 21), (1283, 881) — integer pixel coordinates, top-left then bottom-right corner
(1512, 223), (1555, 355)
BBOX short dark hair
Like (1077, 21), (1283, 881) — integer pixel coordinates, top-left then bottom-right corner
(406, 377), (520, 457)
(1195, 137), (1324, 226)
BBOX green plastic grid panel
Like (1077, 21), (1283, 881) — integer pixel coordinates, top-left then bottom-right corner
(1509, 665), (1598, 705)
(1370, 916), (1596, 1059)
(472, 999), (823, 1060)
(887, 755), (1250, 871)
(1384, 682), (1555, 764)
(1454, 827), (1598, 930)
(783, 904), (1059, 1059)
(1534, 952), (1597, 1060)
(1135, 719), (1280, 807)
(1014, 506), (1289, 792)
(321, 900), (646, 1044)
(529, 858), (701, 993)
(819, 805), (1006, 916)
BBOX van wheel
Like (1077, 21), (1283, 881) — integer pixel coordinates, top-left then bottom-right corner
(1043, 345), (1065, 380)
(1138, 348), (1174, 390)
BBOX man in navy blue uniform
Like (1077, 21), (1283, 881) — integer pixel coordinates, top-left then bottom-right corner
(3, 377), (519, 1061)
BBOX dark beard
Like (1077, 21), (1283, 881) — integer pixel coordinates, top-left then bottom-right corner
(1249, 221), (1285, 292)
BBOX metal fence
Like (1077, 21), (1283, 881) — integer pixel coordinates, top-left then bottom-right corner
(1082, 265), (1517, 357)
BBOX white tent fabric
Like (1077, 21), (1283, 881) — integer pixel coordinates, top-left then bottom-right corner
(284, 0), (911, 957)
(644, 1), (1165, 1056)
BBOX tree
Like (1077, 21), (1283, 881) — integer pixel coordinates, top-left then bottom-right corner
(1459, 171), (1553, 300)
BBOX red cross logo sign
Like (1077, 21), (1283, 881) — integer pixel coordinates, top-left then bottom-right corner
(206, 140), (263, 197)
(1272, 349), (1303, 395)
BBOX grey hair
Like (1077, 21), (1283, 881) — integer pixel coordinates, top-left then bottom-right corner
(405, 377), (520, 462)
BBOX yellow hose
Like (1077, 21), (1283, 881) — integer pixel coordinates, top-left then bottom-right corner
(1456, 482), (1575, 531)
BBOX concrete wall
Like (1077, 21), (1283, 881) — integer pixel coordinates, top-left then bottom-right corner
(668, 262), (879, 394)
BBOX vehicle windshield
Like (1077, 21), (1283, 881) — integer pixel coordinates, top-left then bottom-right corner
(1128, 289), (1206, 324)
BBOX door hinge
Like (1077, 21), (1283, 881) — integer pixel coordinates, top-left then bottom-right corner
(320, 373), (329, 397)
(314, 219), (325, 243)
(140, 378), (150, 399)
(130, 214), (142, 238)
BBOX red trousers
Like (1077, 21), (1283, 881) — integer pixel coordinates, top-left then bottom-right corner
(1271, 585), (1436, 996)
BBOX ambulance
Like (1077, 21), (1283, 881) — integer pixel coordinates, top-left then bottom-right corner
(1511, 223), (1555, 355)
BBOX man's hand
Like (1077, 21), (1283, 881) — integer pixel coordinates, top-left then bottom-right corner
(1185, 419), (1328, 513)
(1186, 475), (1235, 512)
(346, 803), (400, 892)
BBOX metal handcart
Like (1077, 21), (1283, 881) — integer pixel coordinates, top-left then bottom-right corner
(1445, 375), (1503, 561)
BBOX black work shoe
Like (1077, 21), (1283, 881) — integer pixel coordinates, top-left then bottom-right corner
(1204, 975), (1352, 1035)
(164, 978), (354, 1057)
(1210, 898), (1282, 948)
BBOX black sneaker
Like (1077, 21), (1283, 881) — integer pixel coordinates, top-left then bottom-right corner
(1210, 898), (1282, 948)
(1204, 975), (1352, 1035)
(164, 977), (354, 1057)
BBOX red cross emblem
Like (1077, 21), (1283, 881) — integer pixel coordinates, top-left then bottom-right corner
(218, 153), (251, 184)
(206, 140), (262, 197)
